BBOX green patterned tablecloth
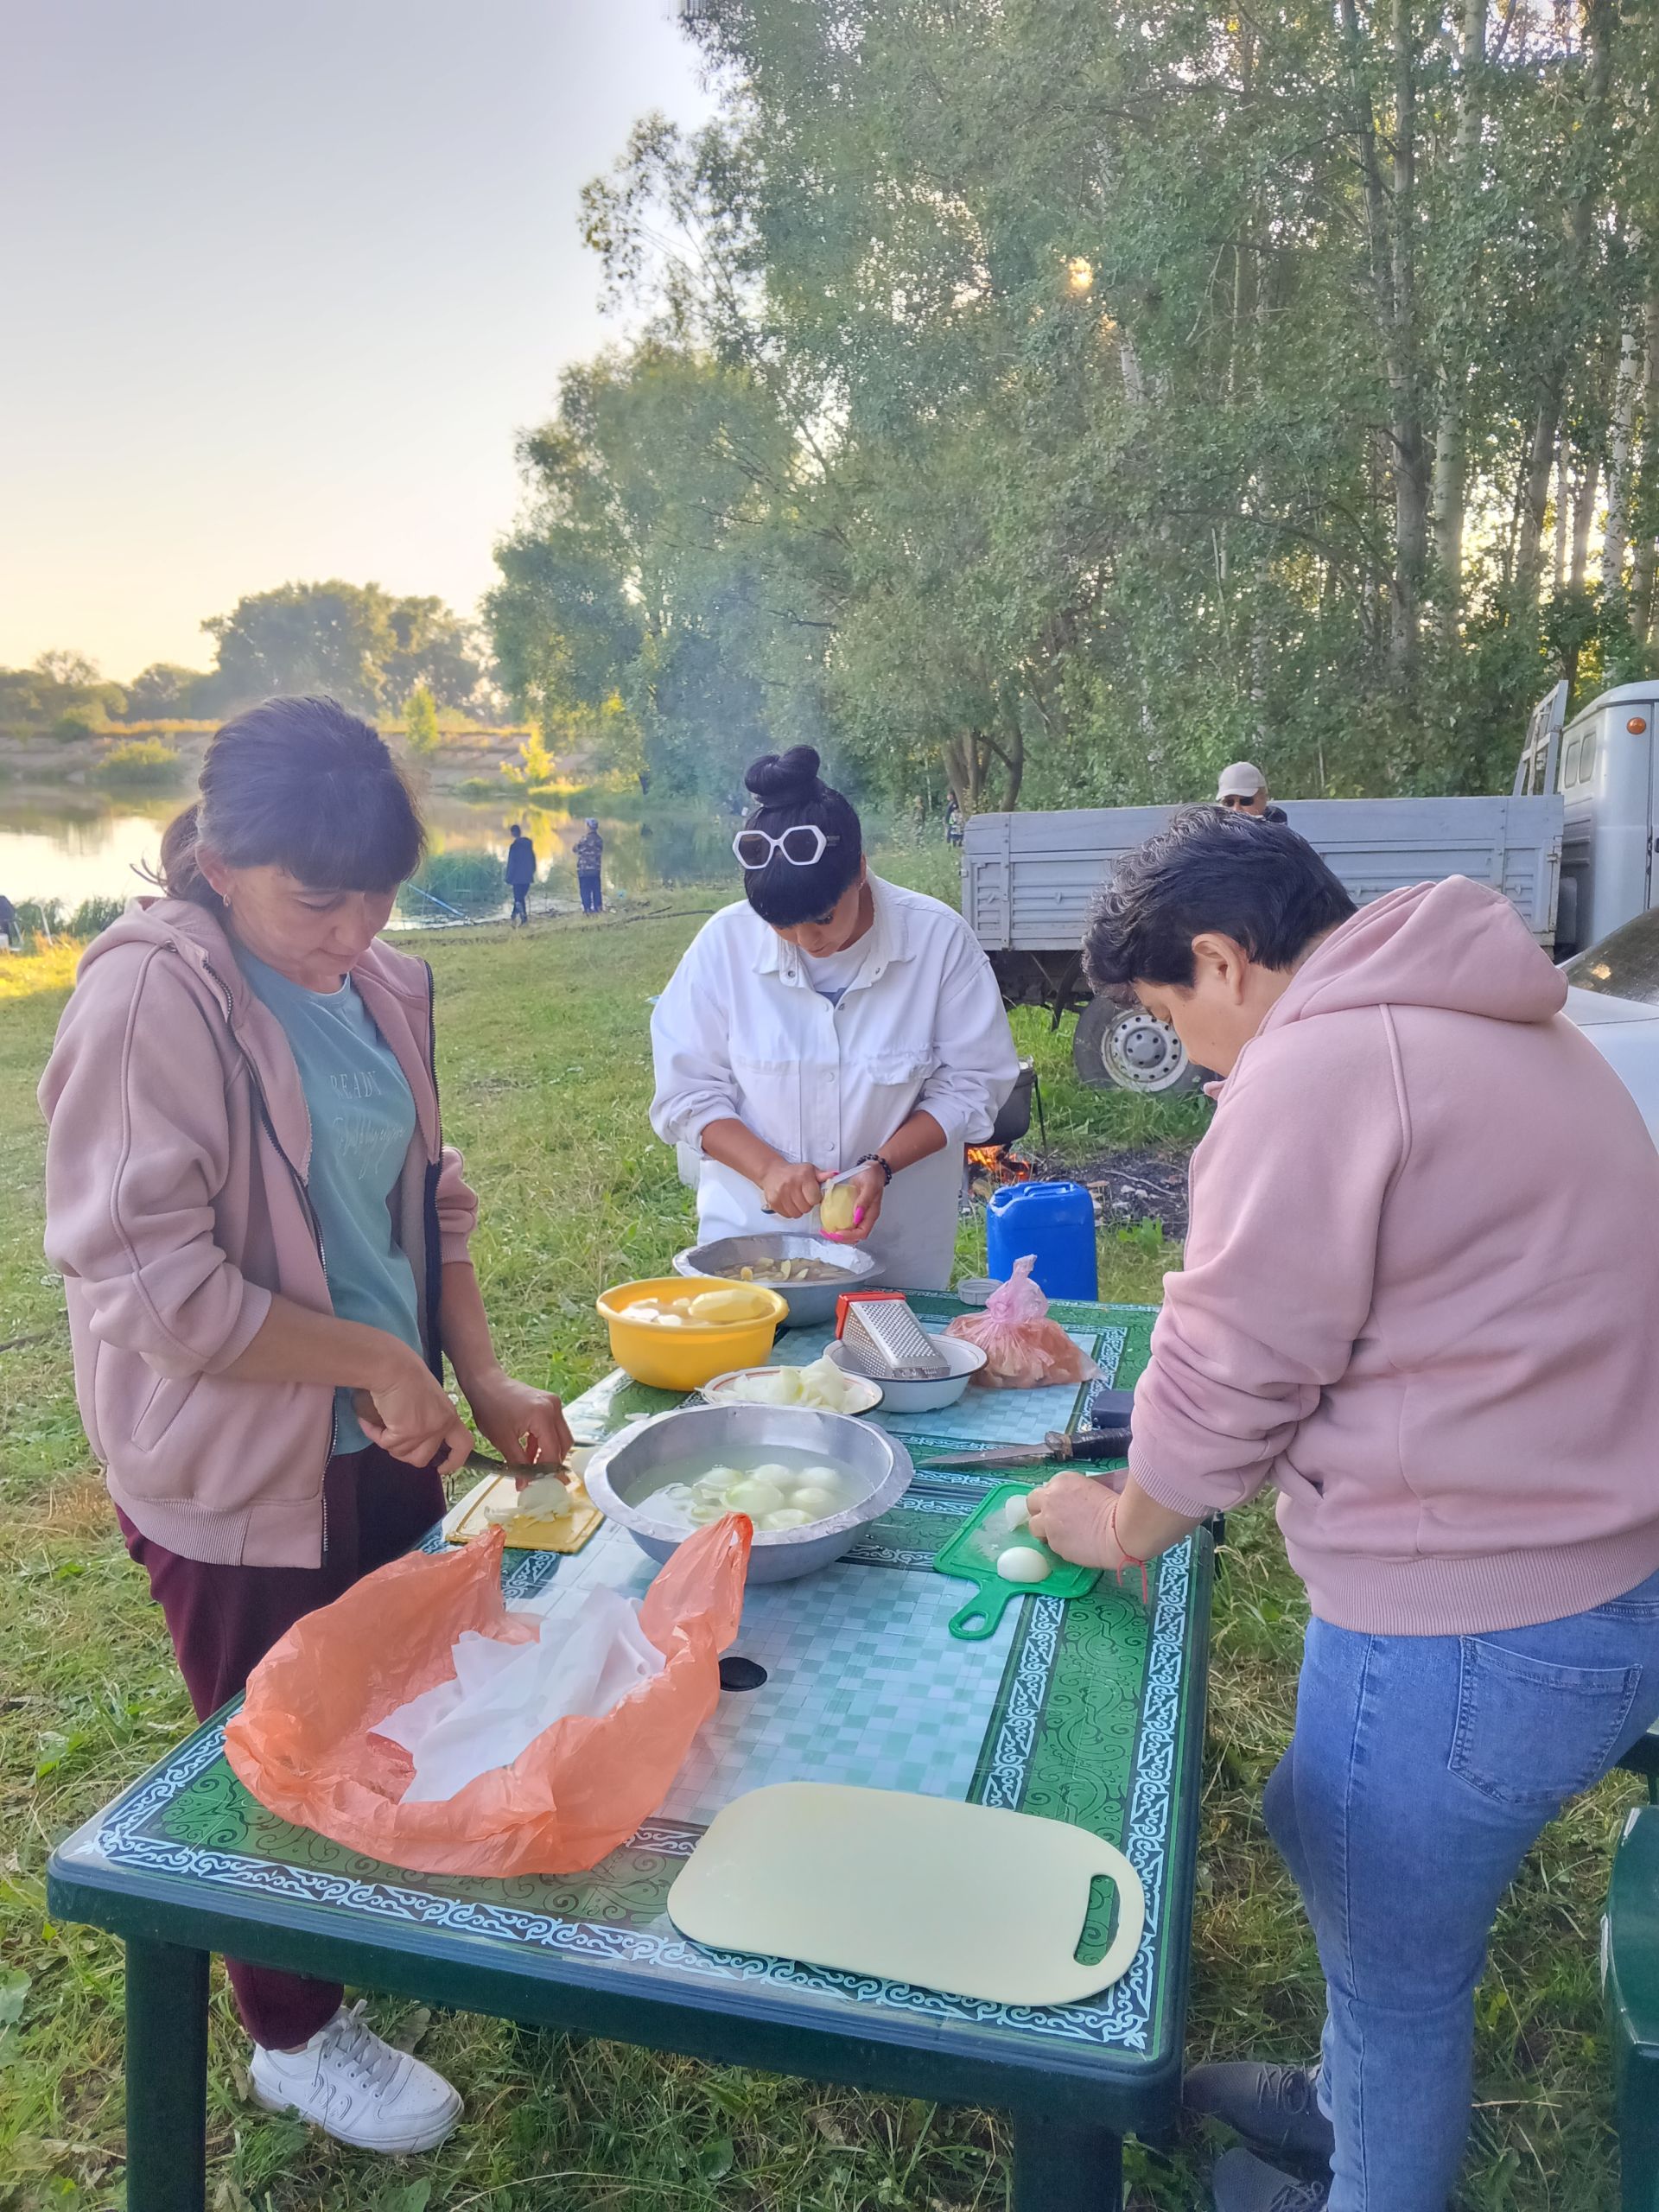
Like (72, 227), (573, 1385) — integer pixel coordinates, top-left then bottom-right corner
(52, 1295), (1211, 2107)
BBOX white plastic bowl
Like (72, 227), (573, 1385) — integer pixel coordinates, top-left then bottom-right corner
(698, 1365), (885, 1416)
(826, 1332), (986, 1413)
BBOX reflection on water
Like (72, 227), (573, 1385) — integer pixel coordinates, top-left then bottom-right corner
(0, 785), (737, 920)
(0, 789), (179, 911)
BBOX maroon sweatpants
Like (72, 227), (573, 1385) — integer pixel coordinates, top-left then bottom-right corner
(118, 1445), (445, 2050)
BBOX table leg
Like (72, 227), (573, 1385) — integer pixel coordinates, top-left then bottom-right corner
(125, 1937), (208, 2212)
(1012, 2112), (1122, 2211)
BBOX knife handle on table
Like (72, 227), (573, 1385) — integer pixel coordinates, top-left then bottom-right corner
(1044, 1426), (1133, 1462)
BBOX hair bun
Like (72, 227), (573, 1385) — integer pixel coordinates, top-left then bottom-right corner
(744, 747), (823, 807)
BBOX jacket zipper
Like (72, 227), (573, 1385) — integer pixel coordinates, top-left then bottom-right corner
(420, 961), (447, 1379)
(201, 957), (328, 1271)
(201, 953), (334, 1553)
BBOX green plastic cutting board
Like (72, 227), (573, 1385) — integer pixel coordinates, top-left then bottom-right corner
(932, 1481), (1099, 1638)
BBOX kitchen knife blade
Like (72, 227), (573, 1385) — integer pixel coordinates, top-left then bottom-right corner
(912, 1424), (1132, 1472)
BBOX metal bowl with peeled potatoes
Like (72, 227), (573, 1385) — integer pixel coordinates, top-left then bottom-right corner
(672, 1233), (880, 1326)
(582, 1402), (912, 1584)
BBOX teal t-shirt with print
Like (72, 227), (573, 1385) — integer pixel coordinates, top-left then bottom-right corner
(235, 947), (423, 1453)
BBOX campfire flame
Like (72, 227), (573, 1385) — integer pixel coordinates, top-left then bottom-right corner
(966, 1144), (1035, 1191)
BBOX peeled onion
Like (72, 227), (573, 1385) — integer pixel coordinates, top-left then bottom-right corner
(728, 1479), (785, 1516)
(996, 1546), (1052, 1585)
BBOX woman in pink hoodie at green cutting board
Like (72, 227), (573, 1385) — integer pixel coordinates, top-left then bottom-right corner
(1028, 807), (1659, 2212)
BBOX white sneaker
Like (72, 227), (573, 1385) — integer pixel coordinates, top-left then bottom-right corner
(249, 2000), (461, 2152)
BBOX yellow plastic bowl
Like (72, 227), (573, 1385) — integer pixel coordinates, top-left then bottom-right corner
(596, 1276), (788, 1392)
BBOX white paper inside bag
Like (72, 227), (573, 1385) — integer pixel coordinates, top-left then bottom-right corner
(373, 1586), (666, 1802)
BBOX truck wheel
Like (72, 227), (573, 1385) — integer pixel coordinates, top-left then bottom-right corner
(1072, 996), (1201, 1095)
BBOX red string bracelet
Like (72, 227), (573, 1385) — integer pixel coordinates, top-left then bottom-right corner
(1109, 1497), (1151, 1607)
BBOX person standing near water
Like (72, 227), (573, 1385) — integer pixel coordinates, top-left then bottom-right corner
(575, 817), (604, 914)
(504, 822), (536, 925)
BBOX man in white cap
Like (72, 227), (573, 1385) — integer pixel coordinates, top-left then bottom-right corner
(1216, 761), (1287, 823)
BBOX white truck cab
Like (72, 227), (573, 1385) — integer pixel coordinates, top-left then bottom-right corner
(1515, 677), (1659, 957)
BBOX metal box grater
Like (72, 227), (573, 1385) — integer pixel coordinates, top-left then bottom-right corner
(837, 1296), (952, 1382)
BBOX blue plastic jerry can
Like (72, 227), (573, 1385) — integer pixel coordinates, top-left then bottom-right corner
(986, 1180), (1098, 1301)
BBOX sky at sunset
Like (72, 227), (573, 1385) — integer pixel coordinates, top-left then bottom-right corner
(0, 0), (714, 681)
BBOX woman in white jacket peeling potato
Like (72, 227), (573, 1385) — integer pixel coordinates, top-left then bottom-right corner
(650, 748), (1017, 1292)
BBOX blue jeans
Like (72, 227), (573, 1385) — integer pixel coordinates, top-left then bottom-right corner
(1265, 1567), (1659, 2210)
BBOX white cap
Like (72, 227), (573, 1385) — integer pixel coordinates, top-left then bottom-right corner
(1216, 760), (1266, 800)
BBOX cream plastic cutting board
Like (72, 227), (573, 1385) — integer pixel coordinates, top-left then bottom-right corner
(666, 1783), (1146, 2008)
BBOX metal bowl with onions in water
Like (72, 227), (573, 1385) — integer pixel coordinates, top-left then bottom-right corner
(582, 1402), (911, 1584)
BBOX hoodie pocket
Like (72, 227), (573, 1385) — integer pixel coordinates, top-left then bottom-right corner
(1448, 1637), (1638, 1811)
(130, 1369), (200, 1452)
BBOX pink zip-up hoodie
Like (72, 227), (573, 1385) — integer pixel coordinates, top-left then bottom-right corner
(38, 898), (478, 1569)
(1128, 876), (1659, 1634)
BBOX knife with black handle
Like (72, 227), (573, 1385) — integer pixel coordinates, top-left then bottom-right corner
(912, 1424), (1132, 1473)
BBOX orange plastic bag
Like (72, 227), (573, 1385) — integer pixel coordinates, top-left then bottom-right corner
(224, 1515), (751, 1877)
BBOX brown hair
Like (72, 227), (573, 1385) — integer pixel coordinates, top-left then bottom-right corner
(161, 696), (425, 908)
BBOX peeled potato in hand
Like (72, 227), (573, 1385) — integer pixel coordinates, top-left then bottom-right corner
(821, 1179), (859, 1233)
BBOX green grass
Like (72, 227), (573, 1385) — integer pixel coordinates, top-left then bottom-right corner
(0, 890), (1641, 2211)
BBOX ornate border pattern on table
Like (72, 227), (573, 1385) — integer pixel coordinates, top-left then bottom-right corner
(79, 1300), (1192, 2056)
(86, 1540), (1191, 2056)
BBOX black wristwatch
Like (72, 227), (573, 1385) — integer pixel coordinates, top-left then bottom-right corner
(859, 1152), (895, 1185)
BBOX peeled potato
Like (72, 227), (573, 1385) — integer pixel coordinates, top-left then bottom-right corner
(821, 1179), (858, 1233)
(688, 1287), (772, 1324)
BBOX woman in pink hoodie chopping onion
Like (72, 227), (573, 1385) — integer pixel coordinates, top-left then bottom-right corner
(1027, 808), (1659, 2212)
(39, 696), (570, 2158)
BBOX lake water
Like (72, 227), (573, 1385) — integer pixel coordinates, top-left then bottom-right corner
(0, 784), (736, 925)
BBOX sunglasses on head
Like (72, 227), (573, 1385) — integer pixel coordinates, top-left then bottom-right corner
(734, 825), (842, 869)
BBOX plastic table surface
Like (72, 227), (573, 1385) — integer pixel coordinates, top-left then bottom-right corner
(49, 1294), (1212, 2212)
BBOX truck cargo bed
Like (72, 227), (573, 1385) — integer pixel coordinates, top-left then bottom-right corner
(963, 795), (1563, 957)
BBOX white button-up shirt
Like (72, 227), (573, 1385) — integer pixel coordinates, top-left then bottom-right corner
(650, 874), (1019, 1291)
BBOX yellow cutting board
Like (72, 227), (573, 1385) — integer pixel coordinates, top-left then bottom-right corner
(442, 1455), (602, 1554)
(666, 1783), (1145, 2008)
